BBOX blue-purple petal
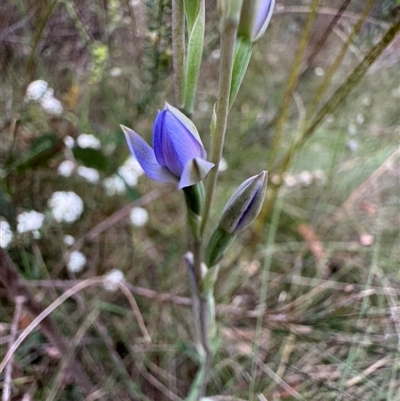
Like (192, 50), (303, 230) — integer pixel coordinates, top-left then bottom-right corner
(153, 106), (206, 177)
(121, 125), (177, 184)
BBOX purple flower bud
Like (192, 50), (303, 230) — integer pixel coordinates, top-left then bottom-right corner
(238, 0), (275, 42)
(219, 170), (267, 234)
(121, 103), (214, 189)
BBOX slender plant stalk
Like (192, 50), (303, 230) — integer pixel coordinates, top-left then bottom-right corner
(254, 0), (320, 236)
(172, 0), (185, 107)
(269, 0), (321, 168)
(304, 0), (376, 123)
(258, 16), (400, 226)
(249, 195), (283, 400)
(200, 8), (241, 235)
(301, 0), (351, 75)
(25, 0), (59, 76)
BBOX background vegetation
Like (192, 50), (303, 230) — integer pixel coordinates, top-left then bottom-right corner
(1, 0), (399, 400)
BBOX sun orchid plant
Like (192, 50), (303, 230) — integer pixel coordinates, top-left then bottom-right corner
(121, 1), (275, 399)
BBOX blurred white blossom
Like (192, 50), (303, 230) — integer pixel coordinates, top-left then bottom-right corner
(347, 139), (358, 152)
(48, 191), (84, 223)
(76, 134), (101, 149)
(67, 251), (86, 273)
(103, 175), (125, 196)
(26, 80), (63, 115)
(0, 221), (13, 248)
(110, 67), (122, 77)
(63, 235), (75, 246)
(57, 160), (75, 177)
(129, 207), (149, 227)
(283, 174), (297, 187)
(17, 210), (45, 238)
(39, 89), (63, 115)
(299, 171), (313, 186)
(103, 269), (125, 292)
(218, 157), (228, 172)
(25, 80), (48, 101)
(348, 123), (357, 135)
(77, 166), (100, 184)
(63, 136), (75, 148)
(118, 157), (144, 186)
(283, 170), (326, 189)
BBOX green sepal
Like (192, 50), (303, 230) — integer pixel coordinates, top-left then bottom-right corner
(183, 182), (204, 215)
(205, 227), (236, 267)
(183, 182), (204, 239)
(229, 36), (253, 109)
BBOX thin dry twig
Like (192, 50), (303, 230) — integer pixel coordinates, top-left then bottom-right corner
(345, 355), (393, 388)
(0, 248), (94, 394)
(116, 281), (152, 343)
(2, 296), (25, 401)
(0, 276), (105, 372)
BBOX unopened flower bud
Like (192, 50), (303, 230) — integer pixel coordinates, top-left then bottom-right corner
(238, 0), (275, 42)
(205, 171), (268, 267)
(219, 170), (268, 234)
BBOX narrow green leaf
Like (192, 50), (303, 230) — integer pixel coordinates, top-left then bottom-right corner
(183, 1), (205, 115)
(183, 0), (200, 33)
(229, 37), (253, 109)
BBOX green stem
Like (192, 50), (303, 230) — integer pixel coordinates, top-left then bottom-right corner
(200, 6), (241, 235)
(172, 0), (185, 107)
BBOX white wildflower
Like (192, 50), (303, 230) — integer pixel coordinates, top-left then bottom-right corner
(118, 157), (144, 186)
(359, 233), (374, 247)
(76, 133), (101, 149)
(77, 166), (100, 184)
(283, 174), (297, 187)
(48, 191), (84, 223)
(347, 139), (358, 152)
(129, 207), (148, 227)
(17, 211), (45, 237)
(347, 123), (357, 135)
(110, 67), (122, 77)
(63, 235), (75, 246)
(57, 160), (75, 177)
(314, 67), (324, 76)
(39, 90), (63, 115)
(25, 80), (49, 101)
(103, 269), (125, 292)
(218, 157), (228, 172)
(356, 113), (365, 125)
(0, 221), (13, 248)
(67, 251), (86, 273)
(103, 175), (125, 196)
(63, 136), (75, 148)
(299, 171), (313, 186)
